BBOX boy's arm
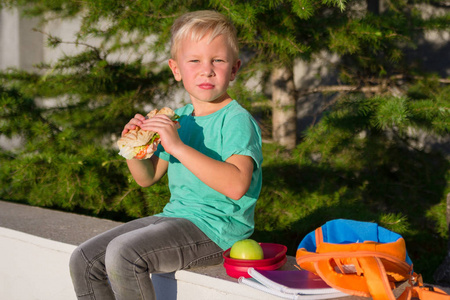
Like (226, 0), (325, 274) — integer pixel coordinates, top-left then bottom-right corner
(126, 155), (168, 187)
(141, 114), (255, 200)
(172, 147), (254, 200)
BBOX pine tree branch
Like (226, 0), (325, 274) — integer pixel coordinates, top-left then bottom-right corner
(429, 0), (450, 8)
(33, 28), (104, 61)
(299, 75), (450, 97)
(114, 188), (136, 207)
(302, 73), (450, 128)
(310, 92), (347, 127)
(391, 75), (450, 84)
(300, 85), (382, 95)
(145, 13), (179, 19)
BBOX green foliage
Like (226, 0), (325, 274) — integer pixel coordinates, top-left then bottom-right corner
(251, 83), (449, 281)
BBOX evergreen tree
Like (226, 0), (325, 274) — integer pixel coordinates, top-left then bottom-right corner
(0, 0), (448, 227)
(0, 0), (197, 218)
(0, 0), (449, 283)
(219, 0), (449, 147)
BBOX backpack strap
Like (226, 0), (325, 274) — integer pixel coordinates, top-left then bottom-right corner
(358, 256), (396, 300)
(398, 274), (450, 300)
(297, 221), (450, 300)
(399, 286), (450, 300)
(297, 227), (413, 299)
(313, 257), (370, 297)
(306, 252), (402, 299)
(298, 249), (450, 300)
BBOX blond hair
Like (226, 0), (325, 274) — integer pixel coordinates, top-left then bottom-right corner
(170, 10), (239, 61)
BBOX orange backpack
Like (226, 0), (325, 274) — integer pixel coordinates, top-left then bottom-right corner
(296, 219), (450, 300)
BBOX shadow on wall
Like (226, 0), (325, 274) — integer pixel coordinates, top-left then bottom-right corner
(153, 273), (178, 299)
(407, 32), (450, 78)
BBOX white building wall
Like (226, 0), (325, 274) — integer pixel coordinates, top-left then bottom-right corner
(0, 8), (43, 71)
(43, 17), (83, 63)
(0, 8), (21, 69)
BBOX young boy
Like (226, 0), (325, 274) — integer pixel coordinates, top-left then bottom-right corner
(69, 10), (262, 300)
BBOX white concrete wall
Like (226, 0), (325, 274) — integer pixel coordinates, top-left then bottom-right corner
(0, 227), (77, 300)
(0, 226), (292, 300)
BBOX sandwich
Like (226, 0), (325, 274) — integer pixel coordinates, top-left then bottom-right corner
(117, 107), (180, 160)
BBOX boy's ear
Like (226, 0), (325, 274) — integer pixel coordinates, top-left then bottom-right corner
(168, 59), (182, 81)
(230, 59), (241, 81)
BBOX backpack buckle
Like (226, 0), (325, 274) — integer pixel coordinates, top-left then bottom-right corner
(423, 285), (434, 291)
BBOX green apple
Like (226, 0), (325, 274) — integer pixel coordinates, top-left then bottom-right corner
(230, 239), (264, 260)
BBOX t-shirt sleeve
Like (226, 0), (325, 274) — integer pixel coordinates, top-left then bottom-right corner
(221, 113), (263, 169)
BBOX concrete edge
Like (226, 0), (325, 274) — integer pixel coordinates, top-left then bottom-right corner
(0, 226), (77, 253)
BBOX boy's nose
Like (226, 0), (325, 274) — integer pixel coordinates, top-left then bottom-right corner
(200, 63), (215, 77)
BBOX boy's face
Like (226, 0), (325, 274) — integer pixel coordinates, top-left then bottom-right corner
(168, 33), (241, 105)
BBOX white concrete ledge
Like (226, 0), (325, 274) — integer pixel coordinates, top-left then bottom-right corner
(0, 201), (360, 299)
(1, 202), (449, 299)
(0, 227), (77, 300)
(0, 225), (313, 300)
(0, 201), (313, 300)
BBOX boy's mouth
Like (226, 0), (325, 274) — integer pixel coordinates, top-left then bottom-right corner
(198, 83), (214, 89)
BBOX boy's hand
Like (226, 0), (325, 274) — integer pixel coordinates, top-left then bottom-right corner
(140, 114), (183, 155)
(121, 114), (146, 137)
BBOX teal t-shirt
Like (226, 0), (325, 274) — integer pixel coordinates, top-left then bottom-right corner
(155, 100), (263, 250)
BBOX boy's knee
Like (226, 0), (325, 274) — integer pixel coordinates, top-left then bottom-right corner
(70, 245), (108, 282)
(69, 247), (86, 277)
(69, 246), (95, 292)
(105, 237), (150, 275)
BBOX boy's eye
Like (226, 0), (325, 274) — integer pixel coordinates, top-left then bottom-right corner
(214, 59), (225, 63)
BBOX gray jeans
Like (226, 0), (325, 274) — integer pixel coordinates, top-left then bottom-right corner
(69, 216), (223, 300)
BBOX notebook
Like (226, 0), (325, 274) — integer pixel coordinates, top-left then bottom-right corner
(238, 268), (348, 299)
